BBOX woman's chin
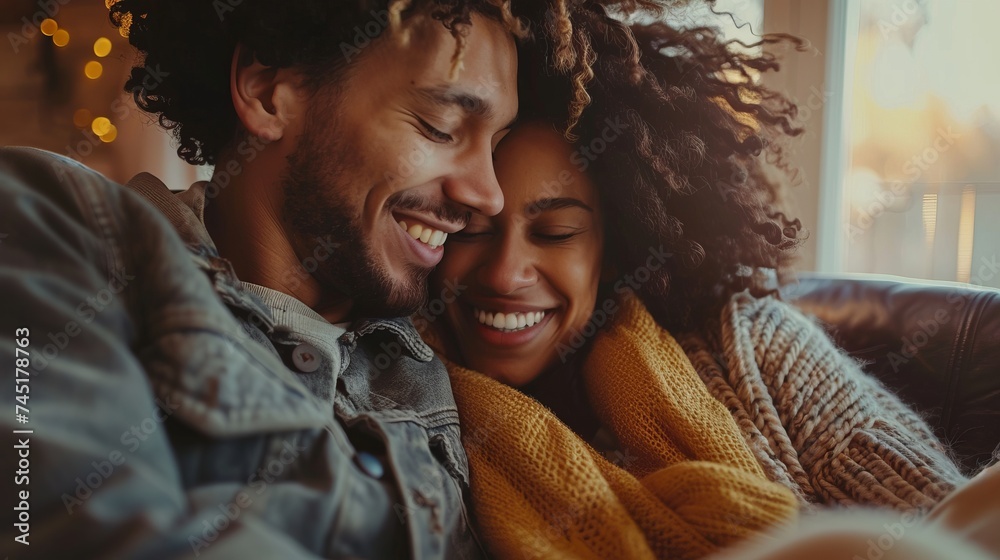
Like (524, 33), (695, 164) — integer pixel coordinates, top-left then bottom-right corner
(468, 357), (544, 387)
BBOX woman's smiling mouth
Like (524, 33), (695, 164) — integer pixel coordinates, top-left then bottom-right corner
(461, 300), (558, 348)
(472, 308), (546, 331)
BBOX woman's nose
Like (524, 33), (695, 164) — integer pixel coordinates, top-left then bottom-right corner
(476, 234), (538, 295)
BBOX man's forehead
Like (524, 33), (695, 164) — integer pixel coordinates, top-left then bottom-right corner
(357, 14), (517, 123)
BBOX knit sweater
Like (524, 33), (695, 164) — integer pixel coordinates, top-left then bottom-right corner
(429, 292), (800, 560)
(427, 290), (969, 559)
(678, 290), (969, 511)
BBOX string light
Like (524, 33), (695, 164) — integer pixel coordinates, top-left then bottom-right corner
(52, 29), (69, 47)
(40, 19), (58, 36)
(48, 9), (120, 145)
(99, 124), (118, 143)
(94, 37), (112, 57)
(84, 61), (103, 79)
(91, 117), (112, 137)
(73, 109), (92, 128)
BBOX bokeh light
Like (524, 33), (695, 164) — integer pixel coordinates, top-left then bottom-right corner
(72, 109), (92, 128)
(40, 19), (58, 36)
(91, 117), (112, 137)
(84, 61), (103, 80)
(99, 124), (118, 143)
(94, 37), (112, 58)
(52, 29), (69, 47)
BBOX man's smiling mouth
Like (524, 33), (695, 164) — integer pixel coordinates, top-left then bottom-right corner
(397, 219), (448, 250)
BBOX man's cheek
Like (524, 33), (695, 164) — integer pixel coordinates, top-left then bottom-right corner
(386, 144), (443, 189)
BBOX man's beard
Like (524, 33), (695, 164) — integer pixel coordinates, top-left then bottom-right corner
(281, 115), (428, 320)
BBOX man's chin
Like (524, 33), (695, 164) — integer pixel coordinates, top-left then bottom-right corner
(350, 275), (429, 320)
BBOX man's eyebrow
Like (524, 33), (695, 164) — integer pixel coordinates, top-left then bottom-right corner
(525, 197), (594, 214)
(416, 85), (517, 130)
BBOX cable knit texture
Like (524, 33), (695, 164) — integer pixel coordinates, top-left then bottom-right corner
(678, 290), (969, 511)
(426, 291), (799, 560)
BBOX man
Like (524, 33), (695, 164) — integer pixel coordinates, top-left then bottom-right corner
(0, 1), (519, 558)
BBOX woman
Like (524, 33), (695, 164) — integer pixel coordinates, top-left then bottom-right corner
(421, 1), (970, 558)
(425, 121), (801, 559)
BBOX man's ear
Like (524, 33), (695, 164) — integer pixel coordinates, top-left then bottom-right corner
(230, 44), (301, 143)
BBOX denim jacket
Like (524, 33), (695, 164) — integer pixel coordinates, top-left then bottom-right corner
(0, 147), (483, 559)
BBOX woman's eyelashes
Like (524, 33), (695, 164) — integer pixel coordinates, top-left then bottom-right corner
(534, 232), (581, 242)
(533, 226), (586, 243)
(449, 226), (586, 243)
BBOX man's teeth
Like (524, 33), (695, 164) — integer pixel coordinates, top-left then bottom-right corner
(473, 308), (546, 332)
(398, 221), (448, 249)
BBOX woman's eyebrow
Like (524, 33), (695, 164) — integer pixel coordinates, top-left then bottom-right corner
(525, 197), (594, 214)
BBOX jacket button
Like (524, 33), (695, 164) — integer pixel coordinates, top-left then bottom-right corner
(354, 451), (385, 479)
(291, 343), (322, 373)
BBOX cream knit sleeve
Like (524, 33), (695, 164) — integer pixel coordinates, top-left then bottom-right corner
(718, 292), (968, 512)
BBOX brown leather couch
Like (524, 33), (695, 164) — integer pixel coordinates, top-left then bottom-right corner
(783, 272), (1000, 475)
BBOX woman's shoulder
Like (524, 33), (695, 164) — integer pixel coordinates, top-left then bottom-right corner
(713, 289), (841, 373)
(721, 289), (822, 336)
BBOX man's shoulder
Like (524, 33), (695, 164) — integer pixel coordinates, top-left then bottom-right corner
(1, 146), (125, 193)
(0, 147), (138, 227)
(0, 147), (193, 254)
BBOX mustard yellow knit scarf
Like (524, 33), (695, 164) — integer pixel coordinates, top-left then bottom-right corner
(429, 292), (798, 559)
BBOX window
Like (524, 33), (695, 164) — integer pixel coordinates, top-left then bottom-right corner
(842, 0), (1000, 287)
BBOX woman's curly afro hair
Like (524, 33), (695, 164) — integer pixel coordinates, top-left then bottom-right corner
(513, 0), (808, 332)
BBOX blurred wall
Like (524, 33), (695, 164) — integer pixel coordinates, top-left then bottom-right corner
(0, 0), (202, 187)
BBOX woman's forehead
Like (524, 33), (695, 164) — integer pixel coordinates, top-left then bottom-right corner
(494, 123), (599, 207)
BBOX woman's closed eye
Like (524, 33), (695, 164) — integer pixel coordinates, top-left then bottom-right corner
(451, 226), (588, 243)
(534, 227), (586, 243)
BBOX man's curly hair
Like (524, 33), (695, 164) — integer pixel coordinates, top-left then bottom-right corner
(107, 0), (532, 165)
(513, 0), (807, 332)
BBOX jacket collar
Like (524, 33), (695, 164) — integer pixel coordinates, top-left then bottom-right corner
(126, 173), (217, 252)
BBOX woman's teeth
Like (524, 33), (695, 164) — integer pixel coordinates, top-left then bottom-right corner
(399, 221), (447, 249)
(473, 308), (546, 332)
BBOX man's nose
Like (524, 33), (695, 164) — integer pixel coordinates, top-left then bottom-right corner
(442, 144), (504, 217)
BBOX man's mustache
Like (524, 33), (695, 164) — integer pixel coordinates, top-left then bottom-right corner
(388, 193), (471, 228)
